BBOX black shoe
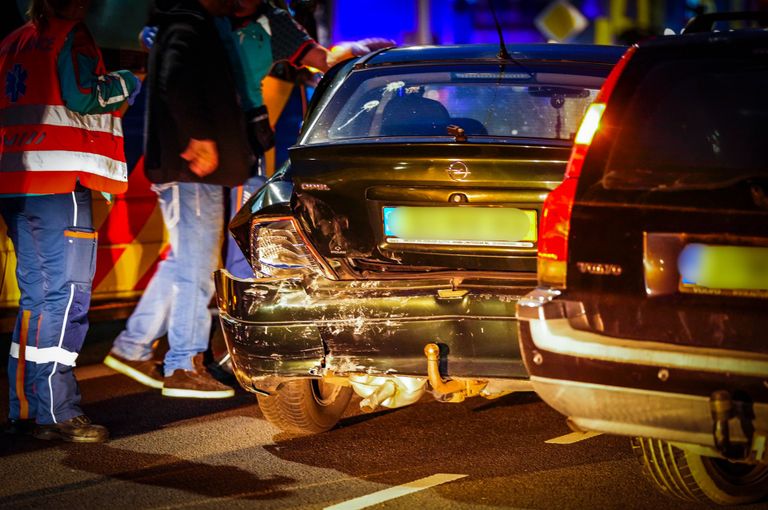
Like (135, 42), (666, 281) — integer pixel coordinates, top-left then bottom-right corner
(3, 418), (35, 435)
(34, 415), (109, 443)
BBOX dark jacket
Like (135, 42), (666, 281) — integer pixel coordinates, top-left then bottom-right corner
(144, 0), (253, 186)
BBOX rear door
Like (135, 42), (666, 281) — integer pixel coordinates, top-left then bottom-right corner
(565, 35), (768, 353)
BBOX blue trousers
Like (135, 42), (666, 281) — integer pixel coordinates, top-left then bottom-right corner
(225, 174), (265, 279)
(111, 183), (223, 375)
(1, 189), (95, 425)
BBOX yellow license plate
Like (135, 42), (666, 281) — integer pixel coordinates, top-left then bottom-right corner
(383, 206), (537, 248)
(679, 243), (768, 297)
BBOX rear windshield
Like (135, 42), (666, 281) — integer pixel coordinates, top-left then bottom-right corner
(301, 65), (602, 145)
(604, 52), (768, 190)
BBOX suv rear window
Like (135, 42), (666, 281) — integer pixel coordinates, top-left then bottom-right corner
(604, 53), (768, 190)
(302, 65), (601, 145)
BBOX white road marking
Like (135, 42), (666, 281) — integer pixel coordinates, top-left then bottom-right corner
(545, 431), (603, 445)
(324, 473), (468, 510)
(75, 363), (115, 381)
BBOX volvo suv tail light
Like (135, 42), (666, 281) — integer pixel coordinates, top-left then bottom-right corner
(250, 217), (325, 278)
(537, 47), (636, 288)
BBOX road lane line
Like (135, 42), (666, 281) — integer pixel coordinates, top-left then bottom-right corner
(545, 431), (603, 444)
(324, 473), (468, 510)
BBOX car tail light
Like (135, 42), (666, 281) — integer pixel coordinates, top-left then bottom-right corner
(250, 217), (325, 278)
(537, 46), (636, 288)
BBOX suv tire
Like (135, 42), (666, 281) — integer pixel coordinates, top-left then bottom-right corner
(632, 437), (768, 505)
(257, 379), (353, 435)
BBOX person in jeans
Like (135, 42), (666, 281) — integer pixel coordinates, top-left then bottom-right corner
(104, 0), (252, 398)
(0, 0), (139, 441)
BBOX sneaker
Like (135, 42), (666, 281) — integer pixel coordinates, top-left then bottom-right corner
(3, 418), (35, 435)
(161, 355), (235, 399)
(104, 352), (163, 389)
(34, 415), (109, 443)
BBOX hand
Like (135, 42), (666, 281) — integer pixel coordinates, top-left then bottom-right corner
(328, 38), (395, 67)
(181, 139), (218, 177)
(334, 37), (395, 58)
(139, 25), (158, 51)
(351, 37), (396, 55)
(127, 74), (142, 105)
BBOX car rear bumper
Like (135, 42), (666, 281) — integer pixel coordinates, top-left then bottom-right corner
(517, 288), (768, 457)
(216, 270), (533, 391)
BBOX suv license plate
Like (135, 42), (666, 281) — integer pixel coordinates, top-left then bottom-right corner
(383, 206), (536, 248)
(679, 243), (768, 297)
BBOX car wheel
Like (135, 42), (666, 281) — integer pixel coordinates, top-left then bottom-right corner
(632, 437), (768, 505)
(257, 379), (353, 435)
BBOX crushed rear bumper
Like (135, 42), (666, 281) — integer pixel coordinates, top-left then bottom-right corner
(216, 270), (533, 392)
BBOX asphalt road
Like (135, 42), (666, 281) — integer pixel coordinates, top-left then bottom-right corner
(0, 326), (762, 510)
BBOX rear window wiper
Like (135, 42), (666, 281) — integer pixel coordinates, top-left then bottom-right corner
(446, 125), (468, 143)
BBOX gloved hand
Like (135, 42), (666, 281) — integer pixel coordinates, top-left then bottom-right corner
(350, 37), (397, 55)
(332, 37), (395, 59)
(139, 25), (158, 51)
(127, 73), (142, 105)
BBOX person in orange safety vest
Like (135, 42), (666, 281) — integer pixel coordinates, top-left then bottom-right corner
(0, 0), (140, 443)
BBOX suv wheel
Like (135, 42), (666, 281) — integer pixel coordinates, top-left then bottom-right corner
(632, 437), (768, 505)
(257, 379), (353, 435)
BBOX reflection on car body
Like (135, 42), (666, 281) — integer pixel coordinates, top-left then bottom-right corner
(216, 43), (623, 435)
(517, 13), (768, 506)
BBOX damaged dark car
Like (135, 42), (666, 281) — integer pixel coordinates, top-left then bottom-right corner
(215, 44), (624, 434)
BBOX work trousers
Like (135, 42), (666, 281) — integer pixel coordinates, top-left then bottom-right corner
(1, 189), (95, 425)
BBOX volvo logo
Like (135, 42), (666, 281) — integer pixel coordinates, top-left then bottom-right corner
(446, 161), (470, 181)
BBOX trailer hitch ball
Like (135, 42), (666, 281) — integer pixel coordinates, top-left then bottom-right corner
(424, 343), (486, 402)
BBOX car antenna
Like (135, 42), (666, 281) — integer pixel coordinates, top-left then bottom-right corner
(487, 0), (533, 77)
(489, 0), (511, 60)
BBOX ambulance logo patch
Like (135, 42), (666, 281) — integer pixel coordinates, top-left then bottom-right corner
(5, 64), (27, 103)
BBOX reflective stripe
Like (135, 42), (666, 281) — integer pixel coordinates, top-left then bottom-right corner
(97, 73), (130, 107)
(0, 150), (127, 181)
(10, 342), (79, 367)
(72, 191), (78, 228)
(527, 318), (768, 378)
(0, 104), (123, 137)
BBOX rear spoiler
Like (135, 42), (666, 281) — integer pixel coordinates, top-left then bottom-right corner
(683, 11), (768, 33)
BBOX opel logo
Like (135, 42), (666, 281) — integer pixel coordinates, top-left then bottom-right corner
(446, 161), (470, 181)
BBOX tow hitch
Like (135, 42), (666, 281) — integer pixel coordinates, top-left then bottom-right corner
(424, 343), (487, 403)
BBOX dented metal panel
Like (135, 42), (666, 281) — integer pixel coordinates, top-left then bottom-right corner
(216, 270), (530, 385)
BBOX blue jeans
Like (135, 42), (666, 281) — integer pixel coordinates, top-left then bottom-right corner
(1, 189), (95, 425)
(225, 174), (265, 279)
(111, 183), (223, 375)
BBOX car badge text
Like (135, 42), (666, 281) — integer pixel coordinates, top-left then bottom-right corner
(576, 262), (623, 276)
(300, 183), (331, 191)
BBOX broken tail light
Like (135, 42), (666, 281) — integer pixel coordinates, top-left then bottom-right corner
(250, 217), (325, 278)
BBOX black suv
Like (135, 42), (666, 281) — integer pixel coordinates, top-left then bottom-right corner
(517, 14), (768, 505)
(215, 43), (623, 435)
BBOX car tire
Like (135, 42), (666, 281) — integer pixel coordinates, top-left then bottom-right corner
(632, 437), (768, 505)
(257, 379), (353, 435)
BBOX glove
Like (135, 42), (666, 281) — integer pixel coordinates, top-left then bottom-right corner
(139, 25), (158, 51)
(333, 38), (395, 59)
(127, 73), (142, 105)
(350, 37), (397, 55)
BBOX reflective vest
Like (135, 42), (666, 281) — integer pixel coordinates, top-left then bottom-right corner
(0, 19), (128, 194)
